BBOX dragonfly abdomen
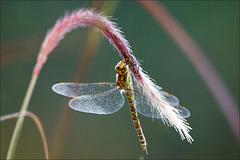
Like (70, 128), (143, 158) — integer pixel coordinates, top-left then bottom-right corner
(125, 90), (148, 154)
(115, 60), (148, 154)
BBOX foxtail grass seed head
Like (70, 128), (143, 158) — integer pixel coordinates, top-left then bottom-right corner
(35, 8), (193, 143)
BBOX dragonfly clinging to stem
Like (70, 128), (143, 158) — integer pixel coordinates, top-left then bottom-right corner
(52, 60), (190, 154)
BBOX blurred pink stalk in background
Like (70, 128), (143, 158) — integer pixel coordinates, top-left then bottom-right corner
(138, 1), (239, 142)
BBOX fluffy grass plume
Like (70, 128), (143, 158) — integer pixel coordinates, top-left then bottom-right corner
(34, 8), (193, 143)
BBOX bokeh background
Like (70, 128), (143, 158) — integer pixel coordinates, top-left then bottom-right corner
(1, 1), (239, 159)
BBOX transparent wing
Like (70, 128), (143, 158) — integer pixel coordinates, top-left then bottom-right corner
(69, 88), (125, 114)
(133, 88), (190, 119)
(52, 82), (116, 98)
(161, 91), (179, 106)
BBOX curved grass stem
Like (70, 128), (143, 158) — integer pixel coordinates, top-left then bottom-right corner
(1, 110), (49, 160)
(6, 74), (38, 159)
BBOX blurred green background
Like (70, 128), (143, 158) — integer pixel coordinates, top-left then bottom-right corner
(1, 1), (239, 159)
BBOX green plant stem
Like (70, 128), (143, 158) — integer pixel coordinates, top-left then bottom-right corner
(1, 111), (49, 160)
(6, 74), (38, 159)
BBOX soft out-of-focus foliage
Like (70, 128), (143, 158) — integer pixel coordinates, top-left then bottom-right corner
(1, 1), (239, 159)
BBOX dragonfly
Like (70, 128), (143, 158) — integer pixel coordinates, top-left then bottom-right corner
(52, 60), (190, 154)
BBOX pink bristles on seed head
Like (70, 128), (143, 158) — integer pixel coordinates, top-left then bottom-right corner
(33, 8), (193, 143)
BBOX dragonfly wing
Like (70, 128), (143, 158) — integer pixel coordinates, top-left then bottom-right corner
(161, 91), (179, 106)
(52, 82), (116, 98)
(134, 88), (190, 118)
(173, 104), (191, 118)
(134, 89), (162, 118)
(69, 88), (125, 114)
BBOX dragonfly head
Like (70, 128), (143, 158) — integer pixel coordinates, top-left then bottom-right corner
(115, 60), (129, 75)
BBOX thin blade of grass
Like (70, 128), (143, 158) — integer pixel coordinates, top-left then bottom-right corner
(6, 74), (38, 159)
(138, 1), (239, 142)
(1, 111), (49, 160)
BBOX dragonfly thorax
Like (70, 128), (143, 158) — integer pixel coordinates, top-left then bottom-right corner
(115, 60), (129, 75)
